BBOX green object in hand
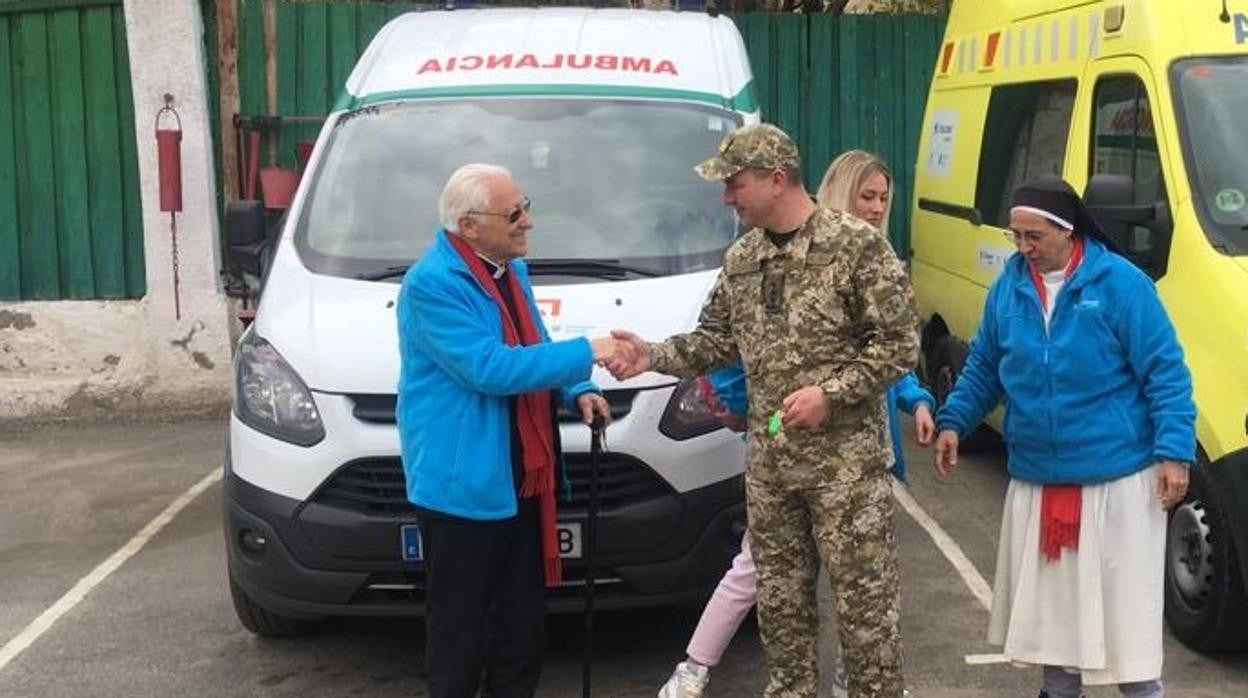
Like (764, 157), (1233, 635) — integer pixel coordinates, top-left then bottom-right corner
(767, 409), (783, 436)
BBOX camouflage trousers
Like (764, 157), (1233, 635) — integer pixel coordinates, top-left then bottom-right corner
(746, 459), (904, 698)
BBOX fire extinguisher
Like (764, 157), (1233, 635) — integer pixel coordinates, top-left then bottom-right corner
(155, 93), (183, 320)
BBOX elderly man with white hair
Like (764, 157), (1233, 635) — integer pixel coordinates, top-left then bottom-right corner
(396, 163), (627, 698)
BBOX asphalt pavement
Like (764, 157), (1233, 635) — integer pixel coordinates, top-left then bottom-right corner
(1, 416), (1246, 697)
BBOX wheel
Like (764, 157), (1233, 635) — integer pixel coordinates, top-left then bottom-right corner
(926, 335), (998, 452)
(229, 575), (318, 637)
(1164, 462), (1248, 651)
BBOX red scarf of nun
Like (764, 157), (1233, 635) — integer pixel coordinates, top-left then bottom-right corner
(1026, 234), (1085, 562)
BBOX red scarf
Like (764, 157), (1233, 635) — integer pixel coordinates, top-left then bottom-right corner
(1026, 234), (1084, 309)
(1026, 235), (1084, 562)
(447, 232), (562, 587)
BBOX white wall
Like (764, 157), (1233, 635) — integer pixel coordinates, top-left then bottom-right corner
(0, 0), (231, 421)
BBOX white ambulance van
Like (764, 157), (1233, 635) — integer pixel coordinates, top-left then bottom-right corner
(223, 7), (757, 635)
(910, 0), (1248, 651)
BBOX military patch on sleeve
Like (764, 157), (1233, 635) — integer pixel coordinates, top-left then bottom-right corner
(877, 291), (907, 323)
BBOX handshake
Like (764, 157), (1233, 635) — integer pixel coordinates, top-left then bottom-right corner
(590, 330), (651, 380)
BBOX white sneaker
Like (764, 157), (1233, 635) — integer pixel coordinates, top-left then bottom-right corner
(658, 661), (710, 698)
(831, 663), (849, 698)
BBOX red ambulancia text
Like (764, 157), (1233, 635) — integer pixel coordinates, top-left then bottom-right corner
(416, 54), (679, 76)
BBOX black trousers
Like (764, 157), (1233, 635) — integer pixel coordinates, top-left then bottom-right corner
(419, 500), (546, 698)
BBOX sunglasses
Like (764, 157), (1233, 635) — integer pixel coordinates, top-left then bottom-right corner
(469, 197), (532, 225)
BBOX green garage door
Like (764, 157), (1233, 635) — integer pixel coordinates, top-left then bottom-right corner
(0, 0), (143, 300)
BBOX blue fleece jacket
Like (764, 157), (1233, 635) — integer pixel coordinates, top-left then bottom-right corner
(706, 366), (932, 481)
(935, 236), (1195, 484)
(396, 229), (598, 520)
(886, 373), (935, 481)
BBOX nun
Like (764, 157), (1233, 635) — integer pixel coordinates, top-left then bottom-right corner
(931, 175), (1196, 698)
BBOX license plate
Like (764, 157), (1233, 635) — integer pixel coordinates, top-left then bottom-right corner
(557, 522), (582, 559)
(400, 523), (423, 562)
(400, 522), (580, 561)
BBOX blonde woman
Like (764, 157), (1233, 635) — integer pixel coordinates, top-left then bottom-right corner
(658, 150), (929, 698)
(817, 149), (891, 235)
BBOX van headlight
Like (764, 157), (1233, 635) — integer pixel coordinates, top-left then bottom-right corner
(658, 378), (723, 440)
(234, 331), (325, 446)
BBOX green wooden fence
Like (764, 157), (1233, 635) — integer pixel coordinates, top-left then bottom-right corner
(234, 0), (435, 175)
(734, 12), (945, 255)
(0, 0), (144, 301)
(225, 2), (945, 255)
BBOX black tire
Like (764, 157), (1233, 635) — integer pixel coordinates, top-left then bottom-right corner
(229, 576), (317, 637)
(1164, 462), (1248, 651)
(926, 335), (999, 452)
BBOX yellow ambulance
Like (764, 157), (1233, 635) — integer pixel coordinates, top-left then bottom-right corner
(909, 0), (1248, 651)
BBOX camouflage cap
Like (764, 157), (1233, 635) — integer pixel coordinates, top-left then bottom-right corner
(694, 123), (801, 181)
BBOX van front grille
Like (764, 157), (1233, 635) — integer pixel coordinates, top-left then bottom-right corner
(311, 452), (671, 516)
(348, 389), (641, 425)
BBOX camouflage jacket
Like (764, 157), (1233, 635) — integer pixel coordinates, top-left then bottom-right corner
(651, 207), (919, 463)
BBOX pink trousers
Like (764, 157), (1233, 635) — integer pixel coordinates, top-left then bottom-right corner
(687, 535), (757, 666)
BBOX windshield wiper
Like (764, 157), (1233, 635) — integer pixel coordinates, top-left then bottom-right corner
(355, 264), (411, 281)
(358, 258), (661, 282)
(526, 258), (660, 279)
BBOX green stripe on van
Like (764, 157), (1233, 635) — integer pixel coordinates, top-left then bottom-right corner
(332, 81), (757, 113)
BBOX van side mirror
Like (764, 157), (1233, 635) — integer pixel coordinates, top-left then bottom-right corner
(1085, 173), (1147, 221)
(224, 200), (269, 280)
(1083, 174), (1172, 275)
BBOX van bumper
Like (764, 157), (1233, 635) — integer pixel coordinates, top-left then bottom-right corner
(223, 455), (745, 618)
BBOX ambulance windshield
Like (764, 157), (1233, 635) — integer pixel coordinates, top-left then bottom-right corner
(1173, 57), (1248, 255)
(295, 98), (743, 280)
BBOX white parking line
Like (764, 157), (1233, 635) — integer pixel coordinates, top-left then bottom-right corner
(965, 653), (1010, 665)
(0, 468), (222, 674)
(892, 479), (994, 610)
(892, 480), (1006, 667)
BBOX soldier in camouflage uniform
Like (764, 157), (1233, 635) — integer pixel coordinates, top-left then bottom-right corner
(609, 124), (918, 697)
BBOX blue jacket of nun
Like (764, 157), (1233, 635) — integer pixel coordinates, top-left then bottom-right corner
(935, 235), (1195, 483)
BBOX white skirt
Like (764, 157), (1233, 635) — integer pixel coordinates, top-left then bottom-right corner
(987, 463), (1166, 685)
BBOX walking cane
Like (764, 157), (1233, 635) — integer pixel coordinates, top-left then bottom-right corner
(582, 414), (605, 698)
